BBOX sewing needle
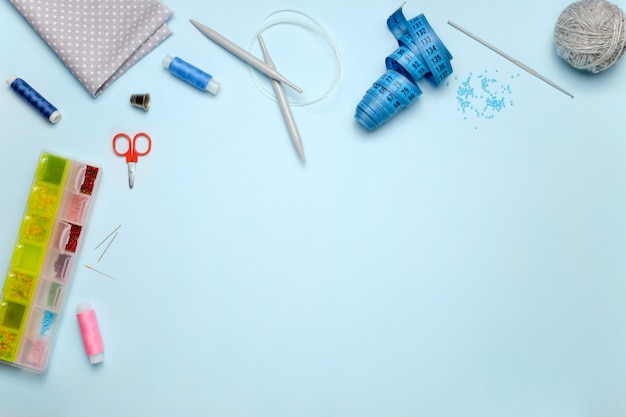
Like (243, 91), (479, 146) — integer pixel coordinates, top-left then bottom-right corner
(258, 35), (306, 163)
(190, 19), (303, 94)
(84, 265), (117, 281)
(94, 224), (121, 250)
(97, 231), (119, 263)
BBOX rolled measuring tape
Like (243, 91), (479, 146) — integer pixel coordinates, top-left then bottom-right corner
(355, 6), (453, 131)
(355, 69), (421, 130)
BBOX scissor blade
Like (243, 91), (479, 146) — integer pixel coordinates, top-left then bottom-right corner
(127, 162), (136, 189)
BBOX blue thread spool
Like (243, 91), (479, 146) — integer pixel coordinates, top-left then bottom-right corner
(354, 8), (453, 131)
(7, 75), (61, 124)
(163, 55), (221, 95)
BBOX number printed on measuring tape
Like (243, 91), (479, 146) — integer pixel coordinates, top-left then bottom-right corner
(387, 7), (409, 38)
(385, 45), (428, 83)
(408, 14), (453, 85)
(370, 71), (422, 106)
(355, 6), (453, 130)
(386, 9), (453, 86)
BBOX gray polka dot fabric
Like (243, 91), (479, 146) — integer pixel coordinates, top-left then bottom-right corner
(10, 0), (173, 97)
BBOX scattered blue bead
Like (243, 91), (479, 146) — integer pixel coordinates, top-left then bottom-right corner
(451, 69), (517, 128)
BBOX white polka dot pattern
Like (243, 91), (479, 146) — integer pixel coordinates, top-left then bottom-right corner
(10, 0), (174, 97)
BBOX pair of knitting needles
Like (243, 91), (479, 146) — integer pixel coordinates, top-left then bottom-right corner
(447, 20), (574, 99)
(190, 19), (306, 163)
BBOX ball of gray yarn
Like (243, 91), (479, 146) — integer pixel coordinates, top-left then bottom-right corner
(554, 0), (626, 73)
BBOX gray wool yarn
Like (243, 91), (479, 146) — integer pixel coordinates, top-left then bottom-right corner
(554, 0), (626, 73)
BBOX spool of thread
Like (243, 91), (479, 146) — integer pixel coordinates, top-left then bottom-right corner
(76, 302), (104, 364)
(163, 55), (221, 94)
(554, 0), (626, 73)
(7, 75), (61, 123)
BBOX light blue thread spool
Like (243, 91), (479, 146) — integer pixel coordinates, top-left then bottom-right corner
(7, 75), (61, 124)
(163, 55), (221, 95)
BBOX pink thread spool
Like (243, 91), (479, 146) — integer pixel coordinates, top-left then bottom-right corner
(76, 302), (104, 364)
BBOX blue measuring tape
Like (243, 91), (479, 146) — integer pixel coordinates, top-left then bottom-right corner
(355, 7), (453, 131)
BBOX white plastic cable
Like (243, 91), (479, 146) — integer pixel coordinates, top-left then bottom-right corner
(249, 9), (343, 106)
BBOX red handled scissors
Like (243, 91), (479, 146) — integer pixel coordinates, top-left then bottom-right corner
(112, 132), (152, 189)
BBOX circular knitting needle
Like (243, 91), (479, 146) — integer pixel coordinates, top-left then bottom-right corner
(190, 19), (303, 94)
(258, 35), (306, 163)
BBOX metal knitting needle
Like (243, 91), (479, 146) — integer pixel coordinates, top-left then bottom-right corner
(258, 35), (306, 164)
(190, 19), (303, 94)
(447, 20), (574, 98)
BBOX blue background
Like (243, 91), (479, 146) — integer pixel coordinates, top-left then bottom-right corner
(1, 0), (626, 416)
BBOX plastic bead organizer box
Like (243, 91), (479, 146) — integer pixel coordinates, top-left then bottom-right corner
(0, 151), (101, 373)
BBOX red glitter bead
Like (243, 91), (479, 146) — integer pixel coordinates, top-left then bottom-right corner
(65, 224), (82, 253)
(80, 166), (99, 195)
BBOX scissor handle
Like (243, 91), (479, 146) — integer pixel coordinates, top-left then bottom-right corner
(132, 132), (152, 157)
(112, 132), (152, 162)
(112, 133), (133, 162)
